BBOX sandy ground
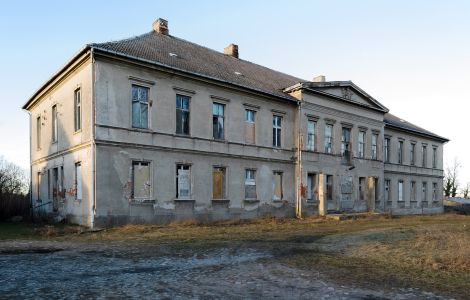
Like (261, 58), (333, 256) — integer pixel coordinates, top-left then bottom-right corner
(0, 240), (450, 300)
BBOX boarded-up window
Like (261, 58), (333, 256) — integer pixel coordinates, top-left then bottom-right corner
(245, 110), (255, 144)
(359, 177), (366, 200)
(384, 179), (391, 202)
(176, 164), (191, 199)
(307, 173), (316, 202)
(273, 171), (283, 200)
(75, 162), (82, 200)
(245, 169), (256, 199)
(326, 175), (333, 201)
(132, 161), (151, 199)
(213, 167), (226, 199)
(398, 180), (404, 201)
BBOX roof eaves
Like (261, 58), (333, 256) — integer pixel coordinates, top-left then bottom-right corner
(384, 122), (450, 143)
(92, 46), (298, 103)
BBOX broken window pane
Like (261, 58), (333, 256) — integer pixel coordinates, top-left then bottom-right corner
(176, 95), (190, 135)
(132, 161), (151, 199)
(212, 167), (226, 199)
(176, 164), (191, 198)
(245, 169), (256, 199)
(212, 103), (225, 140)
(131, 85), (149, 129)
(273, 171), (283, 200)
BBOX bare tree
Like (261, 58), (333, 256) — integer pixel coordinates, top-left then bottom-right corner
(444, 158), (460, 198)
(462, 183), (470, 199)
(0, 156), (29, 220)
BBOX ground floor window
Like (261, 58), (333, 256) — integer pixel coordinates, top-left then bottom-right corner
(176, 164), (191, 199)
(245, 169), (257, 199)
(398, 180), (404, 202)
(422, 182), (427, 202)
(359, 177), (366, 201)
(384, 179), (391, 203)
(411, 181), (416, 202)
(212, 167), (226, 199)
(273, 171), (283, 200)
(326, 175), (333, 201)
(432, 182), (438, 201)
(132, 161), (151, 200)
(307, 173), (317, 202)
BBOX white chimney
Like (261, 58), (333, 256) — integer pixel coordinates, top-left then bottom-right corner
(313, 75), (326, 82)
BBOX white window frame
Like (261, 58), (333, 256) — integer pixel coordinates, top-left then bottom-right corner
(307, 120), (316, 151)
(176, 164), (191, 199)
(131, 85), (150, 129)
(324, 124), (333, 154)
(52, 104), (58, 143)
(371, 133), (378, 160)
(244, 169), (257, 200)
(398, 180), (404, 202)
(74, 88), (82, 132)
(272, 115), (282, 148)
(358, 131), (365, 158)
(176, 94), (191, 135)
(212, 103), (225, 140)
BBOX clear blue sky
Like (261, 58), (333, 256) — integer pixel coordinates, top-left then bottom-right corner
(1, 1), (469, 183)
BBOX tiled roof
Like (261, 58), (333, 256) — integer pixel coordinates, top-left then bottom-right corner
(90, 32), (304, 101)
(384, 113), (449, 142)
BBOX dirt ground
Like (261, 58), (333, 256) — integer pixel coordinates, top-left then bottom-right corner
(1, 214), (469, 299)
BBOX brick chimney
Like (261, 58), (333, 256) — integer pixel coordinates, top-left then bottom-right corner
(312, 75), (326, 82)
(224, 43), (239, 58)
(153, 18), (169, 35)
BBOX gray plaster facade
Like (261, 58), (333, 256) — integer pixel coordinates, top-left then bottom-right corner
(23, 19), (448, 227)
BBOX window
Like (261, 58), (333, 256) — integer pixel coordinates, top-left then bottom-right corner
(36, 116), (41, 150)
(212, 167), (226, 199)
(422, 145), (427, 167)
(384, 179), (391, 202)
(212, 103), (225, 140)
(244, 110), (256, 144)
(176, 95), (190, 135)
(52, 104), (58, 142)
(36, 172), (42, 201)
(273, 171), (283, 200)
(272, 116), (282, 147)
(432, 182), (438, 201)
(359, 177), (366, 200)
(52, 167), (59, 212)
(341, 127), (351, 158)
(324, 124), (333, 153)
(307, 173), (317, 202)
(410, 143), (416, 165)
(371, 134), (378, 160)
(422, 182), (427, 202)
(60, 166), (64, 199)
(131, 161), (151, 199)
(398, 180), (404, 201)
(75, 162), (82, 201)
(74, 88), (81, 132)
(432, 147), (437, 169)
(326, 175), (334, 201)
(411, 181), (416, 201)
(131, 85), (149, 129)
(398, 141), (403, 164)
(47, 169), (51, 200)
(176, 164), (191, 199)
(358, 131), (365, 158)
(307, 120), (316, 151)
(245, 169), (256, 199)
(384, 138), (390, 163)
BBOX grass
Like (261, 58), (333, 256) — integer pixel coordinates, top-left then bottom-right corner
(2, 214), (470, 298)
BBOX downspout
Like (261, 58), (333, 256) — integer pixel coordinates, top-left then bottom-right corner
(295, 100), (303, 219)
(27, 111), (33, 221)
(90, 47), (96, 228)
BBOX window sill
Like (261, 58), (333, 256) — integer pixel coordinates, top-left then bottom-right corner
(174, 133), (191, 138)
(173, 198), (195, 202)
(212, 199), (230, 202)
(306, 200), (317, 205)
(272, 199), (284, 203)
(51, 141), (58, 145)
(73, 130), (82, 135)
(244, 199), (259, 203)
(131, 127), (152, 133)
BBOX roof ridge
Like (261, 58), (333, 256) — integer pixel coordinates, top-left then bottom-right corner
(89, 31), (154, 47)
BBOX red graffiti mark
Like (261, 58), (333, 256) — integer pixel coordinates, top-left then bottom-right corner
(66, 188), (77, 196)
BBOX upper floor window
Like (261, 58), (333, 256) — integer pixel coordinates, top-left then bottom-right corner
(422, 144), (427, 167)
(245, 110), (256, 144)
(212, 103), (225, 140)
(410, 143), (416, 165)
(324, 124), (333, 154)
(341, 127), (351, 158)
(384, 138), (390, 163)
(358, 131), (365, 158)
(371, 133), (378, 160)
(307, 120), (316, 151)
(176, 95), (190, 135)
(36, 116), (41, 150)
(52, 105), (58, 143)
(398, 141), (403, 164)
(272, 115), (282, 148)
(131, 85), (149, 129)
(432, 147), (437, 169)
(74, 88), (81, 132)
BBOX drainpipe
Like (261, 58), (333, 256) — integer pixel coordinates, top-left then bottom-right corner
(295, 100), (303, 219)
(27, 110), (33, 221)
(90, 47), (96, 228)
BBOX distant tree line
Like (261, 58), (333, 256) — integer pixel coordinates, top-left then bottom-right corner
(0, 156), (29, 220)
(444, 158), (470, 199)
